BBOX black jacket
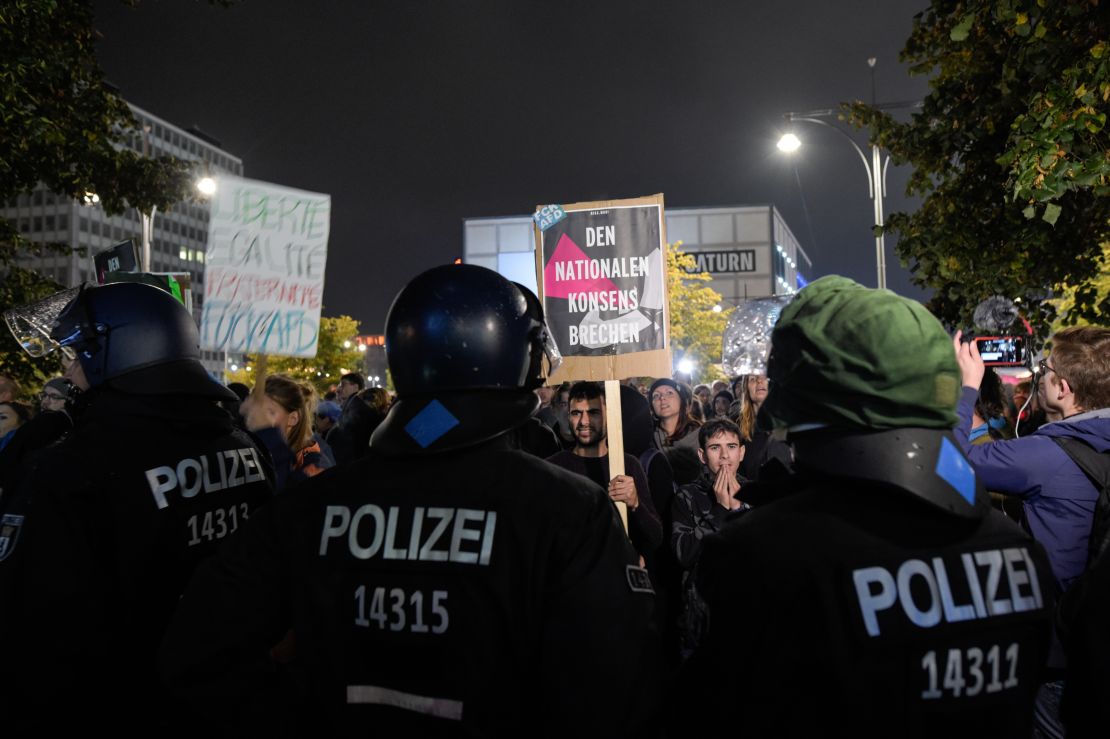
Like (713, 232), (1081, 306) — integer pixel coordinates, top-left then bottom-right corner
(160, 442), (660, 737)
(671, 470), (749, 571)
(0, 388), (275, 734)
(328, 396), (383, 466)
(679, 459), (1054, 738)
(545, 450), (663, 559)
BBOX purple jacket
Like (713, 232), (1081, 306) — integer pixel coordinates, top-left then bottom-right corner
(955, 386), (1110, 592)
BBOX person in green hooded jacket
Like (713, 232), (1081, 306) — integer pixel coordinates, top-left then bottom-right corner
(677, 276), (1054, 739)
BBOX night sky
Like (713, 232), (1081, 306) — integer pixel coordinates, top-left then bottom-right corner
(92, 0), (932, 334)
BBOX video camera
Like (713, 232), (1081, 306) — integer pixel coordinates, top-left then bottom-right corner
(959, 333), (1028, 367)
(960, 295), (1034, 368)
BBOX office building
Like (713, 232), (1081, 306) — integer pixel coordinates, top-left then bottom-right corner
(462, 204), (811, 304)
(1, 102), (243, 376)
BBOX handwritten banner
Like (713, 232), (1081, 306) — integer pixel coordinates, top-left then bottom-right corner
(200, 175), (331, 357)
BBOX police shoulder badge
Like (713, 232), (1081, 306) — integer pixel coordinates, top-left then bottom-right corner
(0, 513), (25, 562)
(625, 564), (654, 594)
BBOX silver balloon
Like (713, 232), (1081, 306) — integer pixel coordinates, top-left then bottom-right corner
(721, 296), (793, 376)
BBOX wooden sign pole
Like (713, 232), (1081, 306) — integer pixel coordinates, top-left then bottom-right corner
(251, 354), (269, 399)
(604, 379), (629, 532)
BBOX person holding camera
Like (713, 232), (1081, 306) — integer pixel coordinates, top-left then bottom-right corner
(954, 328), (1110, 590)
(954, 326), (1110, 736)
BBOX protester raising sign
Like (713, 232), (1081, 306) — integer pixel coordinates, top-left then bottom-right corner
(534, 194), (671, 383)
(200, 176), (331, 358)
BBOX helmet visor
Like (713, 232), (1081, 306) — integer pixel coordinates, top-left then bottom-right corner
(3, 287), (81, 360)
(538, 320), (563, 375)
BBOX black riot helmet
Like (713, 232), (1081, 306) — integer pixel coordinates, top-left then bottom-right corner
(371, 264), (562, 455)
(49, 282), (235, 400)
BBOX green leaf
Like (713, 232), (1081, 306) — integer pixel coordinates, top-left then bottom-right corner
(1043, 203), (1062, 226)
(1023, 205), (1036, 219)
(950, 14), (974, 41)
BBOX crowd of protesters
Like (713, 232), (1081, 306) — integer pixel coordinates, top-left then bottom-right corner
(0, 271), (1107, 737)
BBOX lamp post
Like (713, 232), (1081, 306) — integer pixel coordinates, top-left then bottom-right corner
(777, 111), (890, 290)
(139, 124), (157, 272)
(137, 121), (220, 271)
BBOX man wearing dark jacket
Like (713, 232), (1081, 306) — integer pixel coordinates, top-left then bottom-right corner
(672, 418), (750, 572)
(546, 381), (662, 561)
(671, 417), (749, 655)
(0, 283), (274, 734)
(159, 266), (659, 737)
(681, 276), (1054, 738)
(328, 372), (376, 466)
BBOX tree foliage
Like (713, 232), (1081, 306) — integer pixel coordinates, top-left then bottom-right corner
(845, 0), (1110, 335)
(225, 315), (366, 395)
(1053, 241), (1110, 331)
(0, 1), (195, 219)
(0, 1), (200, 393)
(666, 241), (732, 381)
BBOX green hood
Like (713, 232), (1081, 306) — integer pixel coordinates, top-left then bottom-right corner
(765, 275), (960, 432)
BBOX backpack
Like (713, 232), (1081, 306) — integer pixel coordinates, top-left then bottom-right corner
(1052, 436), (1110, 565)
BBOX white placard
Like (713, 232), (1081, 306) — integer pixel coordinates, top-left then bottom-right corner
(199, 175), (331, 357)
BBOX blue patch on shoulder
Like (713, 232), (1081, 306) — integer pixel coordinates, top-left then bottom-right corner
(935, 436), (976, 505)
(404, 400), (460, 448)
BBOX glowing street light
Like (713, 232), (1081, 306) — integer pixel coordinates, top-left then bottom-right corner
(196, 177), (217, 196)
(777, 114), (890, 290)
(677, 358), (695, 375)
(776, 133), (801, 153)
(775, 61), (918, 291)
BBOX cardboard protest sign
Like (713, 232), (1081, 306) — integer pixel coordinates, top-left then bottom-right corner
(200, 176), (330, 358)
(94, 240), (140, 284)
(534, 194), (671, 384)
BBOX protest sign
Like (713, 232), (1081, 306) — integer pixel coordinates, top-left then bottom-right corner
(94, 240), (140, 284)
(200, 176), (330, 358)
(534, 194), (672, 531)
(534, 194), (671, 384)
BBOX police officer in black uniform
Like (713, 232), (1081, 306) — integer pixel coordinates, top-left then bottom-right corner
(0, 282), (274, 734)
(159, 265), (659, 737)
(679, 276), (1053, 738)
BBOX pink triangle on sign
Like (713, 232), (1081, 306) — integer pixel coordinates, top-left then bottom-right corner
(543, 233), (619, 299)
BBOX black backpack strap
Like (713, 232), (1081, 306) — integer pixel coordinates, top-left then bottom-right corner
(1051, 436), (1110, 564)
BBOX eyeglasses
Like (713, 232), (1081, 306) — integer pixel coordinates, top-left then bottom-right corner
(39, 392), (65, 401)
(1038, 359), (1068, 385)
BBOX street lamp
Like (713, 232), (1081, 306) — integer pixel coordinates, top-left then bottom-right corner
(777, 112), (890, 290)
(776, 133), (801, 153)
(138, 171), (218, 272)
